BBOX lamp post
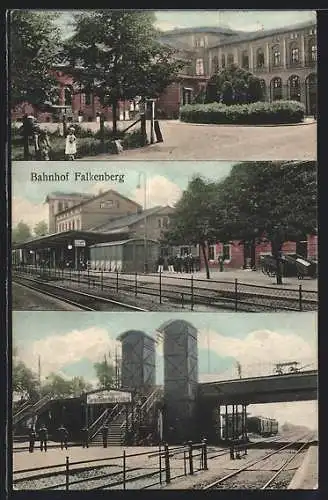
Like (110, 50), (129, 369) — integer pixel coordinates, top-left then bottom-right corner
(137, 173), (148, 273)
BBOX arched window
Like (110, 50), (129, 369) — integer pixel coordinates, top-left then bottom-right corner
(221, 54), (226, 68)
(309, 40), (317, 63)
(272, 45), (281, 67)
(270, 77), (283, 101)
(256, 48), (265, 68)
(195, 58), (204, 75)
(211, 55), (219, 74)
(227, 53), (234, 66)
(64, 87), (72, 106)
(241, 50), (249, 69)
(290, 43), (300, 65)
(288, 75), (301, 101)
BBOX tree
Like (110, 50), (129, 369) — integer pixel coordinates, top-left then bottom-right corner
(62, 10), (185, 134)
(164, 176), (219, 279)
(12, 221), (32, 244)
(215, 161), (317, 284)
(205, 64), (263, 105)
(33, 220), (48, 237)
(13, 351), (40, 400)
(10, 10), (62, 108)
(40, 373), (74, 398)
(94, 355), (115, 389)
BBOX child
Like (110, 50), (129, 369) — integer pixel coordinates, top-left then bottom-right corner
(65, 127), (77, 160)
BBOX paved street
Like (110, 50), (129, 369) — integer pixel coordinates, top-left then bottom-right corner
(81, 120), (316, 161)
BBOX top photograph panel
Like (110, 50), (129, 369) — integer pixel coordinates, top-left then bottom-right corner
(10, 10), (317, 161)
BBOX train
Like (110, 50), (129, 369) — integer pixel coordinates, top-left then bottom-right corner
(219, 414), (279, 440)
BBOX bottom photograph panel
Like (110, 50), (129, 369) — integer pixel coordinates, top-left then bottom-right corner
(12, 312), (318, 491)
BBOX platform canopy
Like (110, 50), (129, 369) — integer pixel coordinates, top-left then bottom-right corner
(12, 230), (130, 250)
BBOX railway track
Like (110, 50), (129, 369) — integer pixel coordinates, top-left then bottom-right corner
(13, 270), (317, 311)
(13, 276), (149, 312)
(200, 433), (313, 490)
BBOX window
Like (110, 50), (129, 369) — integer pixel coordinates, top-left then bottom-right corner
(311, 44), (317, 62)
(222, 244), (231, 261)
(290, 33), (298, 39)
(271, 77), (283, 100)
(272, 45), (281, 66)
(227, 53), (234, 65)
(291, 47), (299, 64)
(221, 54), (226, 68)
(72, 220), (75, 230)
(85, 93), (92, 106)
(256, 48), (265, 68)
(158, 219), (162, 228)
(195, 37), (205, 48)
(57, 201), (63, 212)
(289, 75), (301, 101)
(211, 55), (219, 73)
(195, 58), (204, 75)
(116, 200), (120, 208)
(100, 201), (114, 208)
(162, 217), (169, 229)
(241, 50), (249, 69)
(208, 245), (216, 261)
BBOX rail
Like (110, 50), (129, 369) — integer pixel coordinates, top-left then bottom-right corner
(13, 440), (209, 490)
(13, 394), (53, 425)
(13, 265), (318, 312)
(88, 404), (119, 442)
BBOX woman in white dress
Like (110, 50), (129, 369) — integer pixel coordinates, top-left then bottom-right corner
(65, 127), (77, 160)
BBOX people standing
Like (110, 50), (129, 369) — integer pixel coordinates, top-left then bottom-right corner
(218, 255), (224, 272)
(157, 255), (164, 273)
(81, 426), (89, 448)
(28, 426), (36, 453)
(65, 127), (77, 160)
(101, 424), (109, 448)
(183, 254), (189, 273)
(167, 255), (175, 273)
(175, 254), (182, 273)
(58, 425), (69, 450)
(39, 425), (48, 452)
(188, 253), (194, 273)
(38, 129), (51, 160)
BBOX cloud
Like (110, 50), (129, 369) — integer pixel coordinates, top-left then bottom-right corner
(197, 329), (316, 377)
(12, 196), (48, 230)
(133, 175), (182, 208)
(19, 327), (120, 378)
(249, 401), (318, 430)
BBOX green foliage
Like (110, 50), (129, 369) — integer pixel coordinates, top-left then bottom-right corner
(10, 10), (62, 108)
(13, 356), (40, 399)
(33, 220), (48, 237)
(94, 356), (115, 389)
(205, 65), (264, 105)
(40, 373), (92, 398)
(12, 221), (32, 243)
(180, 100), (305, 125)
(62, 10), (185, 132)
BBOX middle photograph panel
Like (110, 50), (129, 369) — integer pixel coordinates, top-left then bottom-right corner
(12, 160), (317, 313)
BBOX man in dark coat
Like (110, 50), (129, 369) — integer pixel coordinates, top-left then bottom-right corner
(58, 425), (69, 450)
(175, 254), (182, 273)
(28, 426), (36, 453)
(81, 426), (89, 448)
(101, 424), (109, 448)
(39, 425), (48, 452)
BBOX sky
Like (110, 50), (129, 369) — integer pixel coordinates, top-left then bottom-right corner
(12, 161), (234, 230)
(13, 311), (318, 429)
(52, 10), (316, 38)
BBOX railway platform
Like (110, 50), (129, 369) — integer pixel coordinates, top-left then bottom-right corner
(287, 444), (318, 489)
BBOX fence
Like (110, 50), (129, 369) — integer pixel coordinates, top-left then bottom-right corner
(13, 264), (318, 312)
(13, 440), (208, 491)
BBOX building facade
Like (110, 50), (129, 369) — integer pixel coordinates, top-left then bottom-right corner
(11, 21), (316, 122)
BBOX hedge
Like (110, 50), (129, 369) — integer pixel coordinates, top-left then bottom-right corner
(179, 100), (305, 125)
(11, 129), (147, 161)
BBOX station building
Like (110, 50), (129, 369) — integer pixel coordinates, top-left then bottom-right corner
(11, 20), (316, 122)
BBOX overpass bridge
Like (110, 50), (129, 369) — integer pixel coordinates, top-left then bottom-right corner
(198, 369), (318, 405)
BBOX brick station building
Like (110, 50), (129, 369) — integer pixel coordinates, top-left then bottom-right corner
(11, 20), (317, 122)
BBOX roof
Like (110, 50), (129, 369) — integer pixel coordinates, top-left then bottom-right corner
(117, 330), (156, 343)
(12, 230), (130, 250)
(54, 189), (142, 217)
(209, 20), (316, 49)
(90, 205), (174, 232)
(45, 192), (93, 201)
(160, 26), (240, 36)
(89, 238), (159, 248)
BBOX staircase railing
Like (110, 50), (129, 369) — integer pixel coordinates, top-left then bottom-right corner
(13, 402), (33, 425)
(120, 386), (164, 433)
(88, 404), (120, 442)
(13, 394), (53, 426)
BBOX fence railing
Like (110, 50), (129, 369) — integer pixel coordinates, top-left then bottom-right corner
(13, 440), (208, 491)
(13, 264), (318, 312)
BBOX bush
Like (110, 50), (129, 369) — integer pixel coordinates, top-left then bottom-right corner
(179, 100), (305, 125)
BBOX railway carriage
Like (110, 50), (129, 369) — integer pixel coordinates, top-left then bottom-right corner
(247, 416), (279, 437)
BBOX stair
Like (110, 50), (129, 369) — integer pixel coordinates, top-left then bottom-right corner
(90, 414), (126, 447)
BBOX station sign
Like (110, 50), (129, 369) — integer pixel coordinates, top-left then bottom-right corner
(87, 389), (132, 405)
(74, 239), (86, 247)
